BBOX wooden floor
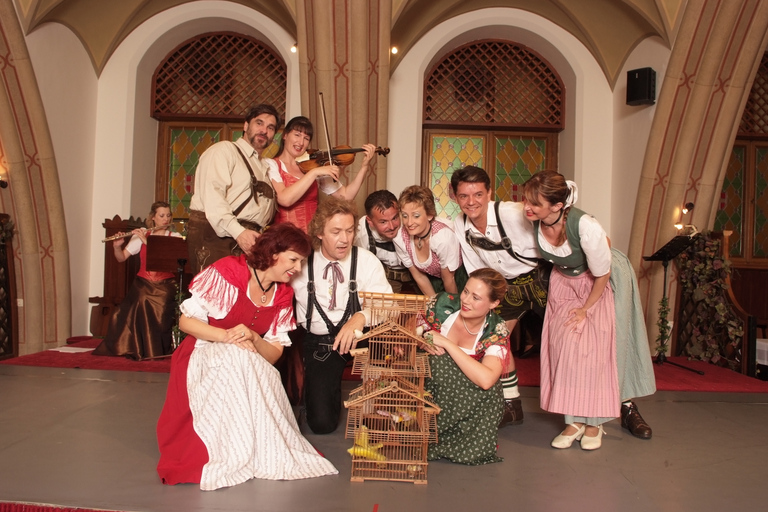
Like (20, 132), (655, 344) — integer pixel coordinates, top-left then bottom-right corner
(1, 363), (767, 512)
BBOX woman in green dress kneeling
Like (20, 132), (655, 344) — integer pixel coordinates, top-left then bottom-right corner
(421, 268), (510, 465)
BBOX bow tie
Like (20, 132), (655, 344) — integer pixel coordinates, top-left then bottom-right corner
(323, 261), (345, 310)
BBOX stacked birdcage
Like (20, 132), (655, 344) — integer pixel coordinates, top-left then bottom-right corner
(343, 292), (440, 484)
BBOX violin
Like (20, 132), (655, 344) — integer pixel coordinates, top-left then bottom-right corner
(297, 145), (390, 173)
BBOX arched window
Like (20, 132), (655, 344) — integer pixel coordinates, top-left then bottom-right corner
(717, 52), (768, 264)
(423, 40), (564, 218)
(151, 32), (287, 222)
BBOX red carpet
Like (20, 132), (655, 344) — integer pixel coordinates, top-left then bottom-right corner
(513, 355), (768, 393)
(3, 339), (768, 393)
(0, 504), (123, 512)
(0, 338), (171, 373)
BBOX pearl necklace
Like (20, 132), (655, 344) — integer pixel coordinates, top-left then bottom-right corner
(462, 316), (482, 336)
(253, 268), (275, 304)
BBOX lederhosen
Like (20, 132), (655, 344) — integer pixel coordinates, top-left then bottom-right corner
(187, 143), (268, 274)
(464, 201), (551, 320)
(365, 222), (416, 293)
(302, 247), (367, 434)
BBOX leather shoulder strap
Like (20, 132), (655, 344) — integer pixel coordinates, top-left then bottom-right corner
(230, 142), (256, 216)
(364, 221), (377, 254)
(305, 250), (316, 327)
(494, 201), (539, 264)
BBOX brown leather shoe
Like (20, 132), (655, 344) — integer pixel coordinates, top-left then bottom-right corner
(499, 397), (524, 427)
(621, 402), (652, 439)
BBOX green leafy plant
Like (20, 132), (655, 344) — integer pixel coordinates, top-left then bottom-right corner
(655, 295), (670, 355)
(676, 231), (743, 369)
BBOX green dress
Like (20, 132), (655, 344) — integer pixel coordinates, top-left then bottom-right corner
(424, 292), (509, 465)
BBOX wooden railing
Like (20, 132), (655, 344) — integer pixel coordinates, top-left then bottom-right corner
(717, 231), (757, 376)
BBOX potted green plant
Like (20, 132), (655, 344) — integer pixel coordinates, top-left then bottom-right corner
(676, 231), (743, 369)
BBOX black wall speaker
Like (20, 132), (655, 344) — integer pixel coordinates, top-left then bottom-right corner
(626, 67), (656, 106)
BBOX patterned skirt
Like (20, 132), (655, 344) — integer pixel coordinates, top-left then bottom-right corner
(539, 270), (620, 419)
(426, 353), (503, 465)
(157, 337), (338, 490)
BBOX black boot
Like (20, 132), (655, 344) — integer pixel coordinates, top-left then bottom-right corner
(499, 397), (524, 427)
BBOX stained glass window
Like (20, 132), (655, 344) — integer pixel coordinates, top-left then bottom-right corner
(724, 51), (768, 266)
(428, 134), (484, 219)
(167, 127), (221, 221)
(715, 146), (745, 257)
(425, 131), (553, 219)
(754, 147), (768, 258)
(716, 143), (768, 263)
(423, 39), (561, 220)
(495, 136), (547, 202)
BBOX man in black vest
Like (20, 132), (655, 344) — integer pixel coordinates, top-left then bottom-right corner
(354, 190), (418, 294)
(292, 197), (392, 434)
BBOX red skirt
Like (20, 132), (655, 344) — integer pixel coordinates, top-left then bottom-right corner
(156, 335), (208, 485)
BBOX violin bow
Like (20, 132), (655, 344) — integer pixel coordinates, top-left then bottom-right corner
(318, 92), (334, 166)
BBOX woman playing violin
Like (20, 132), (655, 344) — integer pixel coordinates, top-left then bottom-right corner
(267, 116), (376, 233)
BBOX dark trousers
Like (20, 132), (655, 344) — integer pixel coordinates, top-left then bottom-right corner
(302, 332), (358, 434)
(187, 210), (240, 274)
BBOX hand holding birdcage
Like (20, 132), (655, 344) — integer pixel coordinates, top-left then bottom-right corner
(333, 311), (367, 354)
(417, 329), (446, 356)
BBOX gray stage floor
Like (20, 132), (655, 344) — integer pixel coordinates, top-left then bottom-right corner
(1, 364), (767, 512)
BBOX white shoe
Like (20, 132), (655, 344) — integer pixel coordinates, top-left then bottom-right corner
(551, 424), (586, 449)
(580, 425), (605, 451)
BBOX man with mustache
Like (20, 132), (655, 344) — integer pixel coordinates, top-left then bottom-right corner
(187, 104), (281, 273)
(292, 197), (392, 434)
(354, 190), (419, 294)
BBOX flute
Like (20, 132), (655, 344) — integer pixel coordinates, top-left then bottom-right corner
(101, 225), (165, 243)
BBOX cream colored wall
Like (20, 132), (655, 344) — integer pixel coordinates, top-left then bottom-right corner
(26, 2), (300, 334)
(612, 37), (671, 253)
(24, 22), (98, 336)
(388, 8), (614, 233)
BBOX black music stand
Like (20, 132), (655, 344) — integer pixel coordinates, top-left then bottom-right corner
(146, 236), (191, 357)
(644, 233), (704, 374)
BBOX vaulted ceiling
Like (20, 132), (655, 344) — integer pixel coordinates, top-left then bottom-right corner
(14, 0), (684, 85)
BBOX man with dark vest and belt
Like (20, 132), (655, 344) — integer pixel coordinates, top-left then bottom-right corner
(292, 197), (392, 434)
(187, 104), (280, 274)
(354, 190), (418, 294)
(451, 165), (654, 439)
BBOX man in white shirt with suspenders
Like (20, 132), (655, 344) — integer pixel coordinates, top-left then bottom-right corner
(292, 197), (392, 434)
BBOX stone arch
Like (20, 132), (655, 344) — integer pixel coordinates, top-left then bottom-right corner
(0, 0), (70, 353)
(629, 0), (768, 340)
